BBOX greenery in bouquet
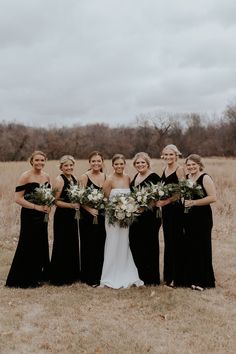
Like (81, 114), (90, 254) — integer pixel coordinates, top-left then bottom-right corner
(106, 193), (139, 228)
(131, 185), (153, 210)
(178, 179), (204, 213)
(80, 184), (107, 224)
(66, 183), (86, 220)
(25, 183), (55, 222)
(147, 182), (180, 218)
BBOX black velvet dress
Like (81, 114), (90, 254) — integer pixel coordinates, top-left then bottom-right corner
(79, 177), (106, 286)
(184, 173), (215, 288)
(129, 173), (162, 285)
(50, 174), (80, 285)
(161, 169), (186, 286)
(6, 183), (50, 288)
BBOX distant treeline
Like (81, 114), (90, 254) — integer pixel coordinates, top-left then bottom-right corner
(1, 104), (236, 161)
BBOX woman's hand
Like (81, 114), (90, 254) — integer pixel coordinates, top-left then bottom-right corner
(156, 199), (170, 207)
(35, 205), (51, 213)
(71, 203), (80, 210)
(82, 205), (98, 216)
(184, 199), (195, 208)
(137, 207), (145, 214)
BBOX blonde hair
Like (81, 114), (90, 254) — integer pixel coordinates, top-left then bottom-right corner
(133, 152), (151, 168)
(59, 155), (75, 169)
(29, 151), (47, 165)
(161, 144), (182, 160)
(185, 154), (204, 171)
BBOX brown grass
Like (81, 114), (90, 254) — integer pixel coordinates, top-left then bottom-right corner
(0, 158), (236, 354)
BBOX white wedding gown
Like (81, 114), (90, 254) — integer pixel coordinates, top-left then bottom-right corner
(100, 189), (144, 289)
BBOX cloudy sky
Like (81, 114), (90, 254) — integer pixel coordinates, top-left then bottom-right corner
(1, 0), (236, 127)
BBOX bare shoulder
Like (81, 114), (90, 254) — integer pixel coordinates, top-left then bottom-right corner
(43, 171), (50, 182)
(78, 173), (88, 186)
(203, 173), (214, 184)
(176, 165), (185, 179)
(17, 170), (32, 185)
(123, 173), (130, 182)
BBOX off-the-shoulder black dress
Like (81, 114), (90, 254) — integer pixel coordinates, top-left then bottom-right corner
(6, 183), (50, 288)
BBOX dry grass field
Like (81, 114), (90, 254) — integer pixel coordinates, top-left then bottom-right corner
(0, 158), (235, 354)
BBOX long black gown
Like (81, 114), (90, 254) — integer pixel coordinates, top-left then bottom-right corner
(50, 174), (80, 285)
(79, 177), (106, 286)
(6, 183), (50, 288)
(129, 173), (162, 285)
(161, 169), (186, 286)
(184, 173), (215, 288)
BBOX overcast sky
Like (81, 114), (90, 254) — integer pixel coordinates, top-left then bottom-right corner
(1, 0), (236, 127)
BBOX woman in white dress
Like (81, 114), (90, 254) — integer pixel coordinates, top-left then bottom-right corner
(100, 154), (144, 289)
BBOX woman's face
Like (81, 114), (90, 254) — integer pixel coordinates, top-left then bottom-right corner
(31, 154), (46, 170)
(89, 155), (103, 172)
(186, 159), (200, 175)
(162, 148), (177, 164)
(60, 160), (74, 176)
(134, 158), (149, 174)
(112, 158), (125, 174)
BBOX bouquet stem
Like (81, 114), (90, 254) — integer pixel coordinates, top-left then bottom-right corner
(184, 206), (190, 214)
(44, 213), (49, 223)
(75, 209), (80, 220)
(93, 215), (98, 224)
(156, 207), (162, 219)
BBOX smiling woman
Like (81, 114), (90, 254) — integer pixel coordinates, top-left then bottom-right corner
(183, 154), (217, 291)
(100, 154), (144, 289)
(5, 151), (51, 288)
(49, 155), (80, 286)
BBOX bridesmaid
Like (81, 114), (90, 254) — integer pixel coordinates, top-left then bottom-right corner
(184, 154), (216, 291)
(78, 151), (106, 287)
(50, 155), (80, 285)
(6, 151), (50, 288)
(158, 144), (186, 287)
(129, 152), (162, 285)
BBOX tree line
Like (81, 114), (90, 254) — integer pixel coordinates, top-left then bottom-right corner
(0, 103), (236, 161)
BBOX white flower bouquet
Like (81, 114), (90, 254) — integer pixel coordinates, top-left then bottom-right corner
(66, 183), (85, 220)
(25, 183), (55, 222)
(148, 182), (180, 217)
(178, 179), (204, 213)
(131, 185), (153, 209)
(106, 193), (139, 228)
(80, 185), (107, 224)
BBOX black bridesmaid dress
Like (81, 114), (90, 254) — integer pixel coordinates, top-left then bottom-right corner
(184, 173), (215, 288)
(50, 174), (80, 285)
(79, 177), (106, 286)
(129, 173), (162, 285)
(6, 183), (50, 288)
(161, 169), (186, 286)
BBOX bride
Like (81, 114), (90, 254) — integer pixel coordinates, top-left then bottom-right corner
(100, 154), (144, 289)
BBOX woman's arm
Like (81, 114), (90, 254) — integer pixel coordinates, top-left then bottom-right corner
(185, 175), (217, 207)
(103, 178), (112, 199)
(54, 176), (79, 209)
(15, 173), (49, 212)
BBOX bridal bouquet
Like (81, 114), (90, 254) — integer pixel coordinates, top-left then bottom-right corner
(178, 179), (204, 213)
(106, 193), (139, 228)
(80, 185), (107, 224)
(25, 183), (55, 222)
(66, 183), (85, 220)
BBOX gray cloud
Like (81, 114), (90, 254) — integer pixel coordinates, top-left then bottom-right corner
(0, 0), (236, 127)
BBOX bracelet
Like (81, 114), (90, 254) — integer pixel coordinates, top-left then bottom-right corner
(33, 204), (35, 209)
